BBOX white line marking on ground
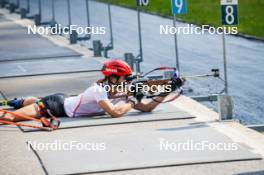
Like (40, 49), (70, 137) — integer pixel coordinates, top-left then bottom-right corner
(17, 65), (27, 73)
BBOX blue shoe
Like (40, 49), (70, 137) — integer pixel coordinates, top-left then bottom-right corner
(7, 98), (24, 109)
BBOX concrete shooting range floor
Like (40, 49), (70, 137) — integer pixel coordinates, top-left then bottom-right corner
(0, 72), (103, 98)
(1, 8), (264, 175)
(19, 103), (195, 132)
(0, 57), (102, 78)
(29, 124), (261, 175)
(0, 21), (82, 61)
(0, 13), (9, 22)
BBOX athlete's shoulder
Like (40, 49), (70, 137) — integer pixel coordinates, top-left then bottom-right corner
(85, 83), (107, 94)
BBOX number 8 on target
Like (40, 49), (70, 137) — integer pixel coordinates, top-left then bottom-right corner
(221, 0), (238, 25)
(171, 0), (187, 14)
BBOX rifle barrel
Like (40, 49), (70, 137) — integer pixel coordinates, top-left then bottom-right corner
(183, 74), (216, 79)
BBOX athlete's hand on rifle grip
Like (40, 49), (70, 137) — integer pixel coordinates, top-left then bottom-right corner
(135, 91), (144, 102)
(171, 77), (185, 91)
(127, 90), (144, 105)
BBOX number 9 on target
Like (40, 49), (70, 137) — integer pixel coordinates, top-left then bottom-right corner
(171, 0), (187, 15)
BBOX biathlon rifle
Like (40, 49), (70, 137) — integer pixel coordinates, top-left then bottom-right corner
(109, 67), (184, 103)
(109, 67), (220, 103)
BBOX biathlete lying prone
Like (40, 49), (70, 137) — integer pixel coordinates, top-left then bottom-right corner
(0, 59), (184, 125)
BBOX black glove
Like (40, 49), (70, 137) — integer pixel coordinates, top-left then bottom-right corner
(129, 81), (144, 101)
(134, 91), (144, 103)
(127, 81), (145, 104)
(127, 93), (143, 107)
(171, 78), (185, 91)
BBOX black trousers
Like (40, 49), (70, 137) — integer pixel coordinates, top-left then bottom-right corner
(40, 93), (68, 117)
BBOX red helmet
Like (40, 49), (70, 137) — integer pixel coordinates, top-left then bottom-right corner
(102, 59), (132, 77)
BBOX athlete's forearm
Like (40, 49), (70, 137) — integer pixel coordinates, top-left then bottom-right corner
(111, 102), (134, 118)
(135, 96), (167, 112)
(98, 100), (133, 118)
